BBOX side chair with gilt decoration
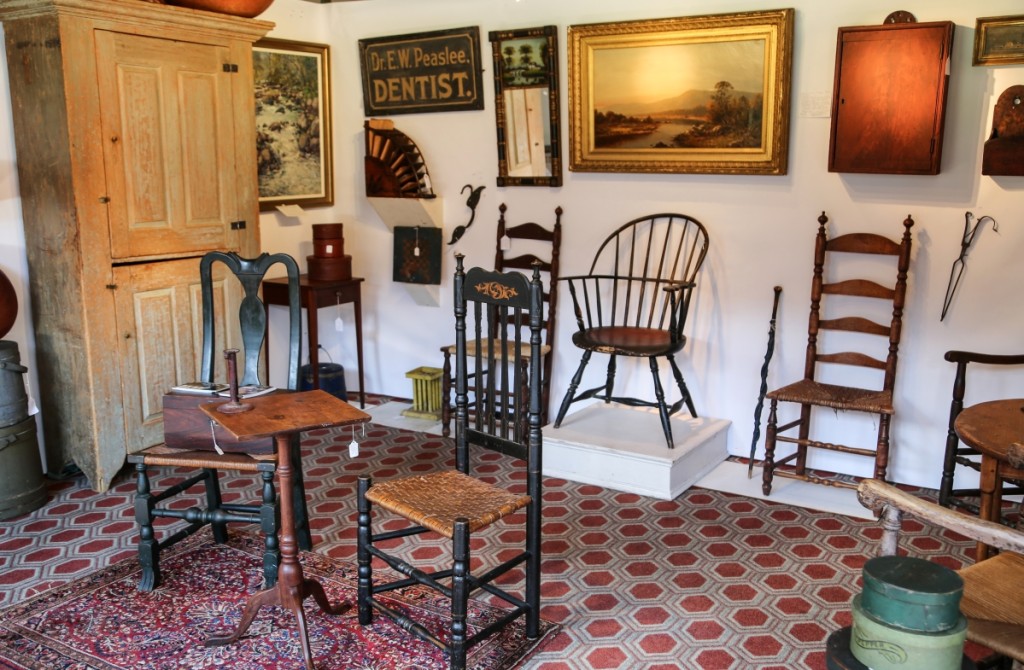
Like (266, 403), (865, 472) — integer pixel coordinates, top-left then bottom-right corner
(357, 255), (544, 670)
(440, 202), (561, 436)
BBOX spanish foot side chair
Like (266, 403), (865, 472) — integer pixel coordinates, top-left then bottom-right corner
(939, 350), (1024, 519)
(762, 212), (914, 495)
(357, 256), (544, 670)
(440, 202), (561, 436)
(553, 213), (709, 449)
(859, 469), (1024, 667)
(127, 251), (312, 591)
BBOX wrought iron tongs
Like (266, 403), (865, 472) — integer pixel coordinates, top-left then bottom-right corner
(940, 211), (997, 321)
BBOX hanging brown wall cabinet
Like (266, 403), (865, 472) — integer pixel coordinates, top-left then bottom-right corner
(828, 20), (954, 175)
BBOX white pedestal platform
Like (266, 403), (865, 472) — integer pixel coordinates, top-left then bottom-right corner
(543, 403), (730, 500)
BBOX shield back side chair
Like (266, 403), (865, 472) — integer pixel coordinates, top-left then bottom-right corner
(127, 251), (312, 591)
(357, 256), (544, 670)
(552, 213), (709, 449)
(939, 350), (1024, 519)
(440, 202), (561, 436)
(761, 212), (914, 495)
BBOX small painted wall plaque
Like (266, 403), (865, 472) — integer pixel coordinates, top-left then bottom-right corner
(393, 226), (442, 285)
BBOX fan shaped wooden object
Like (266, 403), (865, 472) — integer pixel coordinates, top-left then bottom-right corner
(364, 119), (435, 199)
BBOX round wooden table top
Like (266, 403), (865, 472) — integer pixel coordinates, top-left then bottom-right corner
(954, 398), (1024, 470)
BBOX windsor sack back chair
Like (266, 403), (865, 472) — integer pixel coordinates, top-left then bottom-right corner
(553, 213), (709, 449)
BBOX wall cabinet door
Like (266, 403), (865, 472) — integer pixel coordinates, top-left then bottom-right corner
(96, 30), (239, 260)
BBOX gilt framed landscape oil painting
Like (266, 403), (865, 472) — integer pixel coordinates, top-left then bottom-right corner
(568, 9), (794, 175)
(253, 38), (334, 211)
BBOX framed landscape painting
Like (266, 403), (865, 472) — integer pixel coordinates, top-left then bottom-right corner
(253, 38), (334, 211)
(973, 15), (1024, 65)
(568, 9), (794, 175)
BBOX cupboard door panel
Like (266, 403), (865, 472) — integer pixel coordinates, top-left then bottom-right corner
(97, 30), (237, 259)
(115, 258), (244, 452)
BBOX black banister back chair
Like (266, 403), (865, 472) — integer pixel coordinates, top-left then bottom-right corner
(127, 251), (311, 592)
(553, 213), (709, 449)
(440, 203), (561, 436)
(357, 256), (544, 670)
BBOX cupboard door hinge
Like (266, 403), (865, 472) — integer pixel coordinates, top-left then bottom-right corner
(230, 220), (246, 230)
(99, 196), (110, 203)
(223, 63), (239, 73)
(105, 284), (117, 290)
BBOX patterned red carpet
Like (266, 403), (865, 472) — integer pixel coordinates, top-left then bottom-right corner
(0, 417), (979, 669)
(0, 530), (555, 669)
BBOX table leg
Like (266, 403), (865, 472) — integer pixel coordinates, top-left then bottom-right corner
(205, 432), (349, 669)
(976, 456), (999, 561)
(352, 291), (366, 408)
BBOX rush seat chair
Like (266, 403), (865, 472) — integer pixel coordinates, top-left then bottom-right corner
(762, 212), (913, 495)
(357, 256), (544, 670)
(440, 202), (561, 436)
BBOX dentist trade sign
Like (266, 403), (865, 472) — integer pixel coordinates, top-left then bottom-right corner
(359, 27), (484, 115)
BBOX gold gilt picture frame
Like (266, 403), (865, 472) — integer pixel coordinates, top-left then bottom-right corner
(568, 9), (794, 175)
(254, 38), (334, 211)
(973, 15), (1024, 66)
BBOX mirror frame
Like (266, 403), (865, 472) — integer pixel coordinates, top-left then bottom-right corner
(489, 25), (562, 187)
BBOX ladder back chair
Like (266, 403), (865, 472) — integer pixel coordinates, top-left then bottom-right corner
(440, 202), (561, 436)
(939, 350), (1024, 518)
(127, 251), (311, 591)
(859, 474), (1024, 666)
(762, 212), (914, 495)
(553, 213), (709, 449)
(358, 256), (544, 670)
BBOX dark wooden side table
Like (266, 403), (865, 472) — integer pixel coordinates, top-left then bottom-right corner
(263, 275), (366, 408)
(202, 390), (370, 669)
(954, 398), (1024, 560)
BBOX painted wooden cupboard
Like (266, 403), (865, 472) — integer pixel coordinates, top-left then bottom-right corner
(0, 0), (271, 491)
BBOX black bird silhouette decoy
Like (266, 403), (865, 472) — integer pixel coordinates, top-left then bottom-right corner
(448, 184), (486, 245)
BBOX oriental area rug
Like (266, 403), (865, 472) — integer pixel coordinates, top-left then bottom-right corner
(0, 530), (558, 669)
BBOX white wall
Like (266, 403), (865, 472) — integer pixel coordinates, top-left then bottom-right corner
(1, 0), (1022, 489)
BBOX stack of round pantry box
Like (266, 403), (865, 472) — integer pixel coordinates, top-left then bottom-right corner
(308, 223), (352, 281)
(849, 555), (967, 669)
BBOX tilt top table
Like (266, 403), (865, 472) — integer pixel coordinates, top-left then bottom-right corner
(953, 398), (1024, 561)
(201, 389), (370, 669)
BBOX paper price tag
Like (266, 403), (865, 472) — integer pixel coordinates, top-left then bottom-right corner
(335, 316), (344, 332)
(349, 440), (359, 458)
